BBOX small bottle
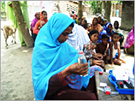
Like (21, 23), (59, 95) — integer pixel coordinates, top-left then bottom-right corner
(78, 51), (87, 65)
(104, 86), (111, 95)
(78, 51), (87, 76)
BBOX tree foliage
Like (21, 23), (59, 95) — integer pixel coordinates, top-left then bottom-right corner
(1, 1), (5, 11)
(84, 1), (102, 14)
(111, 1), (123, 4)
(84, 1), (122, 15)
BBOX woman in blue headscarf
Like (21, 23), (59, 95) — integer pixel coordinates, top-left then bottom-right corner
(32, 13), (97, 100)
(98, 22), (114, 43)
(104, 22), (114, 40)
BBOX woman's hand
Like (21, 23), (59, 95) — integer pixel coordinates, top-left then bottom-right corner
(61, 63), (89, 78)
(40, 21), (45, 27)
(68, 63), (89, 76)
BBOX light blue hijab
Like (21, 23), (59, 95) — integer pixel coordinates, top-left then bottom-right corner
(32, 13), (91, 100)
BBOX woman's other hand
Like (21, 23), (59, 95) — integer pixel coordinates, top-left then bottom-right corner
(92, 60), (102, 66)
(40, 21), (45, 27)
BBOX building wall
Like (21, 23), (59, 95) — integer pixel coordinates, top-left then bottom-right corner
(27, 1), (92, 22)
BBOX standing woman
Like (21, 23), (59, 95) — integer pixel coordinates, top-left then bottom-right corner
(6, 1), (30, 47)
(32, 13), (97, 100)
(33, 11), (48, 35)
(30, 12), (40, 41)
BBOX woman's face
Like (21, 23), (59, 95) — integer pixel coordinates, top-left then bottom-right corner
(57, 26), (73, 43)
(98, 17), (101, 22)
(79, 19), (82, 24)
(93, 19), (97, 25)
(100, 20), (103, 24)
(82, 20), (86, 25)
(42, 12), (47, 20)
(114, 22), (118, 29)
(90, 33), (99, 42)
(36, 13), (40, 20)
(104, 21), (107, 25)
(108, 24), (112, 29)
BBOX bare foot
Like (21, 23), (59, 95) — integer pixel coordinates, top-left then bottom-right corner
(110, 63), (114, 66)
(122, 60), (126, 63)
(119, 59), (126, 63)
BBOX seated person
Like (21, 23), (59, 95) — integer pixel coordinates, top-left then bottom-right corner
(103, 19), (108, 27)
(111, 32), (126, 65)
(91, 17), (103, 34)
(78, 17), (82, 25)
(88, 30), (106, 71)
(81, 19), (88, 29)
(124, 25), (134, 55)
(113, 20), (124, 47)
(66, 23), (90, 52)
(100, 19), (104, 26)
(96, 34), (111, 64)
(32, 13), (99, 100)
(88, 17), (108, 43)
(103, 22), (114, 41)
(97, 16), (102, 24)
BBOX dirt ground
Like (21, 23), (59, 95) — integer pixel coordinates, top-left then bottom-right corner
(1, 20), (134, 100)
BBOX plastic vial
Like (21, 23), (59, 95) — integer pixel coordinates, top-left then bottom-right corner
(78, 51), (88, 76)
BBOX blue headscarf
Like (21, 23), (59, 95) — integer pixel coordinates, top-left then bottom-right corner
(104, 22), (114, 37)
(32, 13), (91, 100)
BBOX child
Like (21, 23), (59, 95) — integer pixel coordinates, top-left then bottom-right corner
(96, 34), (111, 63)
(88, 30), (106, 71)
(113, 21), (124, 47)
(111, 32), (126, 65)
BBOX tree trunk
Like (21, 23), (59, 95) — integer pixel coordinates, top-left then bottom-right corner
(11, 1), (34, 48)
(78, 1), (83, 18)
(102, 1), (105, 17)
(120, 1), (134, 31)
(104, 1), (111, 22)
(102, 1), (105, 10)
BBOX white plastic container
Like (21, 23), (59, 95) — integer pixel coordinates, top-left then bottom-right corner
(78, 51), (87, 76)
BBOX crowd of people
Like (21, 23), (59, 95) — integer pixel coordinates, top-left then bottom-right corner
(30, 11), (134, 100)
(6, 3), (134, 99)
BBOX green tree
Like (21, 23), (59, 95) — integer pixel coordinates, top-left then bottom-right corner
(85, 1), (102, 14)
(11, 1), (34, 47)
(1, 1), (6, 19)
(1, 1), (5, 11)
